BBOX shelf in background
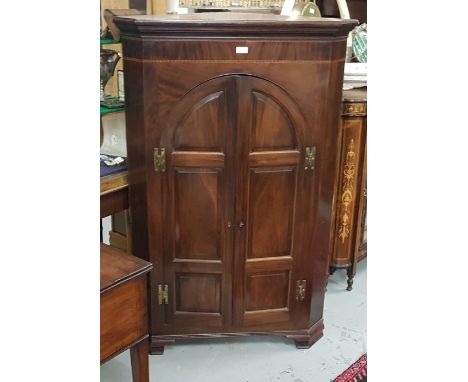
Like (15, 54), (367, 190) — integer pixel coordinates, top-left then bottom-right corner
(100, 39), (120, 45)
(100, 105), (125, 115)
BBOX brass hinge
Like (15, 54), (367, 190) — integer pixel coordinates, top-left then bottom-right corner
(296, 280), (307, 301)
(154, 148), (166, 173)
(158, 284), (169, 305)
(305, 146), (316, 170)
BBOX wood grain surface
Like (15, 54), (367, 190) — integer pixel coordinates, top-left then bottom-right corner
(100, 244), (152, 366)
(100, 243), (152, 292)
(114, 13), (357, 352)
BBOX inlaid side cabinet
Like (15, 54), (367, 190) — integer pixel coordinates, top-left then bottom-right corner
(115, 13), (357, 353)
(329, 88), (367, 290)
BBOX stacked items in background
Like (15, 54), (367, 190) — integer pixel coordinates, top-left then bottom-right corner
(344, 23), (367, 90)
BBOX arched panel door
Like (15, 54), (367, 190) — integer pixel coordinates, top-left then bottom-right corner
(233, 76), (310, 329)
(160, 76), (237, 332)
(158, 75), (313, 334)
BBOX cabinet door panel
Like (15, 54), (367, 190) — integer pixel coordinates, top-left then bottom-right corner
(174, 91), (225, 151)
(248, 168), (296, 259)
(174, 170), (222, 261)
(160, 77), (237, 331)
(246, 271), (290, 311)
(251, 91), (297, 151)
(233, 76), (308, 328)
(176, 273), (221, 313)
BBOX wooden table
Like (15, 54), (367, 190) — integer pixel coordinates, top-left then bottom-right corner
(100, 171), (131, 251)
(100, 171), (128, 218)
(100, 243), (152, 381)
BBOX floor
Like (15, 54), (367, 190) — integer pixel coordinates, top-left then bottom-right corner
(101, 259), (367, 382)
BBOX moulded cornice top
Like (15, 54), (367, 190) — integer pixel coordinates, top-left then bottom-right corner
(114, 13), (358, 39)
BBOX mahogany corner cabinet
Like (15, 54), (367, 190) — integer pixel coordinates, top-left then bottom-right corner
(114, 13), (357, 354)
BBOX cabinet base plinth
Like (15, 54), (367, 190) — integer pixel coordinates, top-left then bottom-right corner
(149, 320), (324, 355)
(149, 344), (167, 355)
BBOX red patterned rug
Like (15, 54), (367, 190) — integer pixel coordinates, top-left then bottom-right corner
(333, 353), (367, 382)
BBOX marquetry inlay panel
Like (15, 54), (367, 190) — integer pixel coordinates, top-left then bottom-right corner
(343, 103), (366, 116)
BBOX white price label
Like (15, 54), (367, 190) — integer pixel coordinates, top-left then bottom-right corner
(236, 46), (249, 54)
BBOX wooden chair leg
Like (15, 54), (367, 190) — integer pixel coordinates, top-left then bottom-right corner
(346, 266), (355, 291)
(130, 339), (149, 382)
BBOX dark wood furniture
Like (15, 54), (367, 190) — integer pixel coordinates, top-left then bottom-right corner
(101, 172), (129, 218)
(329, 88), (366, 290)
(100, 243), (152, 381)
(101, 172), (133, 253)
(115, 13), (357, 354)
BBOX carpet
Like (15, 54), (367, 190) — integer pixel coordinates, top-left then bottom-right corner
(333, 353), (367, 382)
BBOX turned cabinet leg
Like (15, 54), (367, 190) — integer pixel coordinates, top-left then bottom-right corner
(329, 266), (336, 275)
(130, 339), (149, 382)
(346, 267), (354, 291)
